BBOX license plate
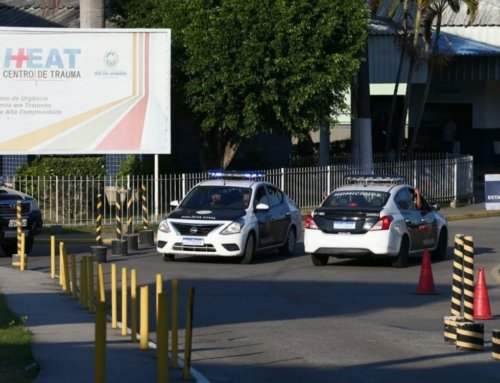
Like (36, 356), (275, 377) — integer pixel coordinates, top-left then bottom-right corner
(333, 220), (356, 230)
(182, 237), (204, 246)
(9, 219), (27, 228)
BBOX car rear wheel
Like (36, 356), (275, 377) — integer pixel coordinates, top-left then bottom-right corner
(163, 254), (175, 262)
(431, 229), (448, 261)
(240, 233), (255, 264)
(311, 254), (329, 266)
(279, 227), (296, 256)
(392, 236), (409, 268)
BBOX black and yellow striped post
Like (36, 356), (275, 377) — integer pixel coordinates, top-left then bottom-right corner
(451, 234), (465, 317)
(444, 315), (464, 344)
(141, 183), (148, 230)
(115, 198), (122, 240)
(12, 201), (26, 269)
(463, 235), (475, 322)
(492, 329), (500, 360)
(456, 321), (484, 351)
(126, 188), (133, 235)
(16, 200), (22, 257)
(95, 191), (103, 245)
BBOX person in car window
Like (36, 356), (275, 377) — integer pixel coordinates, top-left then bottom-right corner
(210, 191), (222, 206)
(413, 187), (423, 210)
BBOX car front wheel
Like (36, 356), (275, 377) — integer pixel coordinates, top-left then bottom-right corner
(240, 233), (255, 264)
(431, 229), (447, 260)
(163, 254), (175, 262)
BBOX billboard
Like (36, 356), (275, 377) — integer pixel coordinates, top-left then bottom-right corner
(0, 27), (171, 154)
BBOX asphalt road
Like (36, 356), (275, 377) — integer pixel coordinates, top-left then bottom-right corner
(2, 217), (500, 383)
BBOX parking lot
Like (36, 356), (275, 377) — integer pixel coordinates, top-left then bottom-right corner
(1, 216), (500, 383)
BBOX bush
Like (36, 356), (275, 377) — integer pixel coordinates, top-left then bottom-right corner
(16, 156), (106, 177)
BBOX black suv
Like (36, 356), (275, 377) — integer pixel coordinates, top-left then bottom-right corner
(0, 178), (43, 256)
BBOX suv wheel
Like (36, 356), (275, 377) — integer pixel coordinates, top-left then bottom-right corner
(1, 235), (33, 257)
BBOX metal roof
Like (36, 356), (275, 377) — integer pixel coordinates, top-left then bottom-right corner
(0, 0), (113, 28)
(438, 31), (500, 56)
(376, 0), (500, 27)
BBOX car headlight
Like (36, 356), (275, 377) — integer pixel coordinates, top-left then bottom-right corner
(158, 219), (171, 233)
(221, 218), (244, 235)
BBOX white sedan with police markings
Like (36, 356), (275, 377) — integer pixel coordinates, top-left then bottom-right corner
(157, 171), (302, 264)
(304, 175), (448, 268)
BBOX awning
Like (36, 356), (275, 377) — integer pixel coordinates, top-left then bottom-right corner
(437, 32), (500, 56)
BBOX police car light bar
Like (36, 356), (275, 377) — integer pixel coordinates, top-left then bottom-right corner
(208, 170), (266, 180)
(344, 174), (405, 185)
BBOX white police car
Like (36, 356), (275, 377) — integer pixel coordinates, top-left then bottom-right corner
(157, 171), (302, 264)
(304, 175), (448, 268)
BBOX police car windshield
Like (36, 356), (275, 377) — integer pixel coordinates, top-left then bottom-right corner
(323, 191), (390, 208)
(180, 186), (252, 210)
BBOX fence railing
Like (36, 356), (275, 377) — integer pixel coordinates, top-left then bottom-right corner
(7, 154), (474, 226)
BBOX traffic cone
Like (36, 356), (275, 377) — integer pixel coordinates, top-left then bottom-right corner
(473, 268), (495, 320)
(417, 250), (436, 294)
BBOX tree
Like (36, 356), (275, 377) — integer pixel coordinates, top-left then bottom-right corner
(408, 0), (478, 153)
(109, 0), (369, 170)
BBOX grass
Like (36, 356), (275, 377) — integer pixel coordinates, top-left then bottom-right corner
(0, 292), (39, 383)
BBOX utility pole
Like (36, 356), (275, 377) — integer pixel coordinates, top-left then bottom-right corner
(80, 0), (104, 28)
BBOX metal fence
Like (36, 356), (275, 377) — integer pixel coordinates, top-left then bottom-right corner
(7, 154), (474, 226)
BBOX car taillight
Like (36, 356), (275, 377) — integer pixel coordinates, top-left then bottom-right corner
(305, 215), (319, 230)
(371, 215), (393, 231)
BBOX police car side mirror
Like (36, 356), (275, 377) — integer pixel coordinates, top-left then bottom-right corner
(170, 200), (179, 207)
(432, 203), (440, 211)
(255, 203), (270, 211)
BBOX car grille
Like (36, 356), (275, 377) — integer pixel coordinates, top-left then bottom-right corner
(0, 202), (30, 216)
(171, 222), (222, 236)
(172, 243), (216, 252)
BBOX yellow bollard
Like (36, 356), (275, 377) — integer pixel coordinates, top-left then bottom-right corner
(94, 301), (107, 383)
(97, 263), (105, 303)
(140, 285), (149, 350)
(50, 235), (56, 279)
(59, 242), (65, 286)
(171, 279), (179, 368)
(156, 274), (163, 323)
(157, 292), (169, 383)
(80, 256), (88, 308)
(131, 268), (137, 342)
(183, 287), (195, 380)
(111, 264), (117, 329)
(88, 256), (95, 312)
(121, 267), (128, 336)
(19, 233), (26, 271)
(71, 254), (78, 299)
(62, 246), (70, 293)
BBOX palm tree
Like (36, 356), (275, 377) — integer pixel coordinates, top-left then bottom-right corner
(408, 0), (478, 153)
(394, 0), (430, 160)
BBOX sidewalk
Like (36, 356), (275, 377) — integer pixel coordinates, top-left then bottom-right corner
(0, 265), (203, 383)
(2, 202), (500, 383)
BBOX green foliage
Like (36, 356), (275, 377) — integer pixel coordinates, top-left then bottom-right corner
(16, 156), (105, 177)
(0, 293), (38, 382)
(110, 0), (369, 167)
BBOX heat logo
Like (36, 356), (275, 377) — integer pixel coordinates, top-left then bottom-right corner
(2, 48), (82, 80)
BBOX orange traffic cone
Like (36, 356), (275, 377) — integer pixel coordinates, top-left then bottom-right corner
(417, 250), (436, 294)
(474, 268), (495, 320)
